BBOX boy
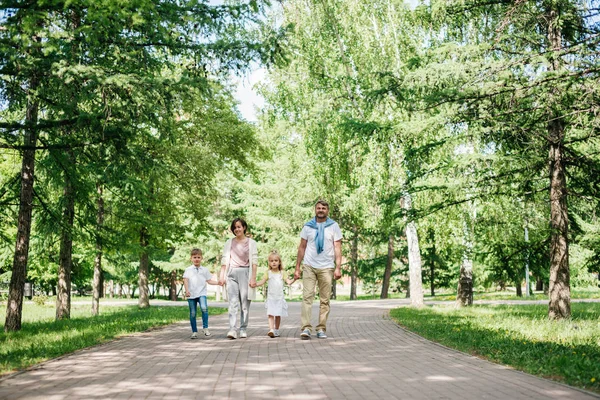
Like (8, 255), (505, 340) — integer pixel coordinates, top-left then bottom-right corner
(183, 248), (220, 339)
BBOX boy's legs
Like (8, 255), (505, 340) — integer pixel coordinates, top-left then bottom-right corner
(199, 296), (209, 329)
(227, 271), (241, 331)
(301, 264), (318, 332)
(315, 268), (334, 333)
(187, 298), (199, 332)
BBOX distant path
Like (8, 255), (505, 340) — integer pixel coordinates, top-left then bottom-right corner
(1, 299), (598, 399)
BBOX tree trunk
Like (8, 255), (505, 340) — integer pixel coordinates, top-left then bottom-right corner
(536, 278), (544, 291)
(403, 194), (424, 307)
(515, 278), (522, 297)
(56, 151), (76, 320)
(169, 270), (177, 301)
(456, 260), (473, 307)
(92, 184), (104, 316)
(546, 8), (570, 320)
(138, 226), (150, 308)
(430, 238), (436, 297)
(380, 234), (394, 299)
(456, 200), (475, 307)
(4, 74), (40, 332)
(350, 225), (358, 300)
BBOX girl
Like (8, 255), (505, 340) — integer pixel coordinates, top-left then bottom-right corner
(256, 250), (295, 337)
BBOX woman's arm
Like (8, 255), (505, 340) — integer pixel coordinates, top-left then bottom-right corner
(219, 239), (231, 285)
(249, 239), (258, 287)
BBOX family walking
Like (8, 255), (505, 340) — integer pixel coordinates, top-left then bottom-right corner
(184, 200), (343, 340)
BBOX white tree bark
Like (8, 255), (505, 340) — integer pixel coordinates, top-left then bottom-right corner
(403, 194), (424, 307)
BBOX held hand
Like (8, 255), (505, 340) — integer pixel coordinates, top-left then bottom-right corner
(250, 279), (257, 288)
(185, 290), (190, 297)
(334, 268), (342, 280)
(294, 269), (301, 280)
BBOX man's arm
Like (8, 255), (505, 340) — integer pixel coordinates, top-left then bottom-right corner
(334, 239), (342, 280)
(294, 238), (308, 280)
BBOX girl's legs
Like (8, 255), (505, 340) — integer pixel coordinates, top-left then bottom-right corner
(187, 298), (199, 332)
(275, 316), (281, 329)
(199, 296), (209, 329)
(268, 315), (275, 330)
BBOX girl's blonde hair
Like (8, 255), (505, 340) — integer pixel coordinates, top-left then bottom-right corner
(268, 250), (283, 272)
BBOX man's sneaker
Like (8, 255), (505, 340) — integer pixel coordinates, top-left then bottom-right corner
(300, 329), (311, 340)
(239, 330), (247, 338)
(227, 330), (237, 339)
(316, 330), (327, 339)
(190, 332), (198, 339)
(268, 329), (275, 338)
(274, 329), (280, 337)
(203, 328), (211, 337)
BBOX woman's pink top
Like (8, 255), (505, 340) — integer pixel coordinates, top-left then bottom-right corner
(229, 238), (250, 268)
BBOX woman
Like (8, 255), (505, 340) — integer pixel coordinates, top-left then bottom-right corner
(219, 218), (258, 339)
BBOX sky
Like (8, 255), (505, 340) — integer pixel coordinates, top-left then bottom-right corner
(233, 67), (266, 123)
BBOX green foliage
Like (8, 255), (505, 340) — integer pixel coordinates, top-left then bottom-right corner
(32, 295), (47, 307)
(391, 303), (600, 393)
(0, 0), (285, 321)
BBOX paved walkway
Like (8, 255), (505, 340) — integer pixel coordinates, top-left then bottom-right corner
(0, 299), (598, 400)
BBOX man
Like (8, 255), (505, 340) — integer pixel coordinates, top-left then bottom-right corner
(294, 200), (342, 339)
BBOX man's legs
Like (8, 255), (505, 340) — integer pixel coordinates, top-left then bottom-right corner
(315, 268), (334, 333)
(301, 264), (318, 332)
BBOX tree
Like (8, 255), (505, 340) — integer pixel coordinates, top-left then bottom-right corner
(376, 0), (600, 318)
(2, 0), (283, 329)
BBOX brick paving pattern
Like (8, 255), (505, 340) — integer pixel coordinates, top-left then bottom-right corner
(0, 299), (597, 399)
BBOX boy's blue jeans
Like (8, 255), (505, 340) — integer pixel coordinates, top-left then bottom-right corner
(188, 296), (208, 332)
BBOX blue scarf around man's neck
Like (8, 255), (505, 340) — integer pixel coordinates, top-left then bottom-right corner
(304, 217), (335, 254)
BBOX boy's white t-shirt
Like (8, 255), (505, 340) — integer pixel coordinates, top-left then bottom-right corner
(300, 222), (343, 269)
(183, 265), (213, 298)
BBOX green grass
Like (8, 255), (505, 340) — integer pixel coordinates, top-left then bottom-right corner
(0, 303), (226, 376)
(390, 303), (600, 393)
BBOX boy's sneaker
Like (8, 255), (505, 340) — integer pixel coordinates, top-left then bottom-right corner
(190, 332), (198, 339)
(300, 329), (311, 340)
(268, 329), (275, 338)
(227, 330), (237, 339)
(316, 330), (327, 339)
(274, 329), (280, 337)
(239, 330), (247, 338)
(203, 328), (211, 337)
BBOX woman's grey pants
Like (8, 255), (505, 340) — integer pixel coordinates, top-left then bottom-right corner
(227, 267), (251, 331)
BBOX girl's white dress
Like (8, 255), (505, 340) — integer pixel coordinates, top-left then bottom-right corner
(265, 270), (288, 317)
